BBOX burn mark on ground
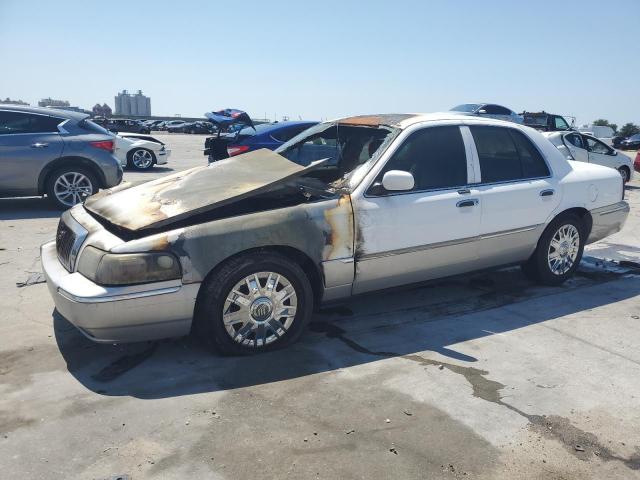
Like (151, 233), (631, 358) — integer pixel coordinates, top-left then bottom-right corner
(0, 411), (36, 435)
(91, 343), (158, 382)
(310, 322), (640, 470)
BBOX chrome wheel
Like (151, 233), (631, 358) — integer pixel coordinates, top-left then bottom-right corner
(131, 149), (154, 169)
(53, 172), (93, 207)
(222, 271), (297, 348)
(547, 224), (580, 275)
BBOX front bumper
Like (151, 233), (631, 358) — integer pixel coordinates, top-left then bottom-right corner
(156, 148), (171, 165)
(41, 241), (199, 343)
(587, 201), (630, 244)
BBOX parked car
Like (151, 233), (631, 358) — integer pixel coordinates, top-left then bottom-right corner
(204, 121), (317, 162)
(42, 113), (628, 354)
(619, 133), (640, 150)
(114, 133), (171, 170)
(0, 105), (122, 208)
(612, 136), (626, 149)
(164, 120), (189, 132)
(450, 103), (523, 123)
(521, 111), (573, 132)
(105, 118), (150, 134)
(635, 151), (640, 173)
(145, 120), (166, 130)
(545, 131), (633, 183)
(167, 121), (215, 134)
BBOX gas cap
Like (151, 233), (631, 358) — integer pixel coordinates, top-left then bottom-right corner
(588, 184), (599, 203)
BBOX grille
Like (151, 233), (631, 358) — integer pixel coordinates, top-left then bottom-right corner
(56, 218), (77, 272)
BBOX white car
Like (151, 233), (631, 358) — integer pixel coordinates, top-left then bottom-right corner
(578, 125), (615, 146)
(450, 103), (523, 123)
(113, 133), (171, 170)
(43, 113), (628, 352)
(545, 131), (633, 183)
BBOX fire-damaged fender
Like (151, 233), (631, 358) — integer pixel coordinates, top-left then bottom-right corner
(110, 194), (356, 302)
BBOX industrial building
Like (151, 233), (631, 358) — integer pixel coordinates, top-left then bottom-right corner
(114, 90), (151, 116)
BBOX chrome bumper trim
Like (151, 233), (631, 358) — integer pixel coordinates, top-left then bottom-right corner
(58, 285), (181, 303)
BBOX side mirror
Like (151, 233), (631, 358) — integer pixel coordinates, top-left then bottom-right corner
(382, 170), (415, 191)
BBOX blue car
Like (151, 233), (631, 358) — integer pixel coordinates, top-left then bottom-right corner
(205, 121), (317, 162)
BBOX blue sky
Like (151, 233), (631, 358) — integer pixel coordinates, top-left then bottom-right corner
(1, 0), (638, 126)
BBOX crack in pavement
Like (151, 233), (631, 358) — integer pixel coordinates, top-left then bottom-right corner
(310, 321), (640, 470)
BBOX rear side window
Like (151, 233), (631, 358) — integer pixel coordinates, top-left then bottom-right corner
(0, 111), (63, 134)
(470, 126), (549, 183)
(81, 119), (111, 135)
(565, 133), (585, 149)
(380, 126), (468, 191)
(483, 105), (512, 115)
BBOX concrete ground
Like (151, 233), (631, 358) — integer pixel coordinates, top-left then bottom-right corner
(1, 137), (639, 479)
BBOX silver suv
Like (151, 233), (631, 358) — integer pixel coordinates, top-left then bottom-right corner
(0, 105), (123, 208)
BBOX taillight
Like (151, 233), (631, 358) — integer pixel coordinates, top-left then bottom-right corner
(90, 140), (114, 153)
(227, 145), (250, 157)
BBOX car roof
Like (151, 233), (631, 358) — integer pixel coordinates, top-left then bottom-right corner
(329, 112), (523, 129)
(0, 104), (89, 121)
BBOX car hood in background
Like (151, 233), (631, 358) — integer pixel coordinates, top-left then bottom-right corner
(84, 149), (327, 232)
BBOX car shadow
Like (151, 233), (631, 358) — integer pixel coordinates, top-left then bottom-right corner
(125, 166), (174, 174)
(0, 197), (62, 220)
(53, 261), (639, 400)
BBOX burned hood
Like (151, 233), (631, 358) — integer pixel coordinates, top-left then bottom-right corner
(84, 149), (326, 232)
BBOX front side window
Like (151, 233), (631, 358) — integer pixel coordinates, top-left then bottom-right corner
(554, 116), (569, 130)
(585, 137), (611, 155)
(377, 126), (468, 191)
(0, 111), (63, 135)
(471, 126), (548, 183)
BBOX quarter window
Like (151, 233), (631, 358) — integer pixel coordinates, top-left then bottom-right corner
(378, 126), (468, 191)
(470, 126), (549, 183)
(0, 111), (63, 135)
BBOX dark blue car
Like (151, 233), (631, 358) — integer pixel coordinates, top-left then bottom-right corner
(205, 121), (317, 162)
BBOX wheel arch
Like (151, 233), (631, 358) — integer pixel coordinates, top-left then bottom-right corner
(38, 156), (107, 194)
(194, 245), (324, 314)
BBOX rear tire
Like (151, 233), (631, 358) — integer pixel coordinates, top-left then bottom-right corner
(46, 167), (98, 209)
(127, 148), (156, 170)
(194, 252), (313, 355)
(521, 214), (586, 286)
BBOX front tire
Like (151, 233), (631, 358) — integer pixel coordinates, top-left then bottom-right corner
(194, 252), (313, 355)
(127, 148), (155, 170)
(46, 167), (97, 209)
(521, 214), (586, 286)
(618, 166), (630, 183)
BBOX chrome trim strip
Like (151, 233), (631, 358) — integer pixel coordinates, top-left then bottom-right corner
(592, 202), (629, 217)
(58, 286), (181, 304)
(358, 224), (541, 261)
(479, 224), (540, 240)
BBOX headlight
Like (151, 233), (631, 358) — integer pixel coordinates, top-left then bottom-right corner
(77, 246), (181, 285)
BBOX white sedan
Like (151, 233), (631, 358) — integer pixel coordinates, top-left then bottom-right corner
(43, 113), (628, 353)
(544, 131), (633, 183)
(113, 133), (171, 170)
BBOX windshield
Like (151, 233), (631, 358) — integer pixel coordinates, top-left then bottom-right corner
(275, 121), (399, 189)
(451, 104), (480, 113)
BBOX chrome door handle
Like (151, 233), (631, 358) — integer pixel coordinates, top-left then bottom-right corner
(31, 143), (49, 148)
(456, 199), (478, 208)
(457, 188), (471, 195)
(540, 189), (555, 197)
